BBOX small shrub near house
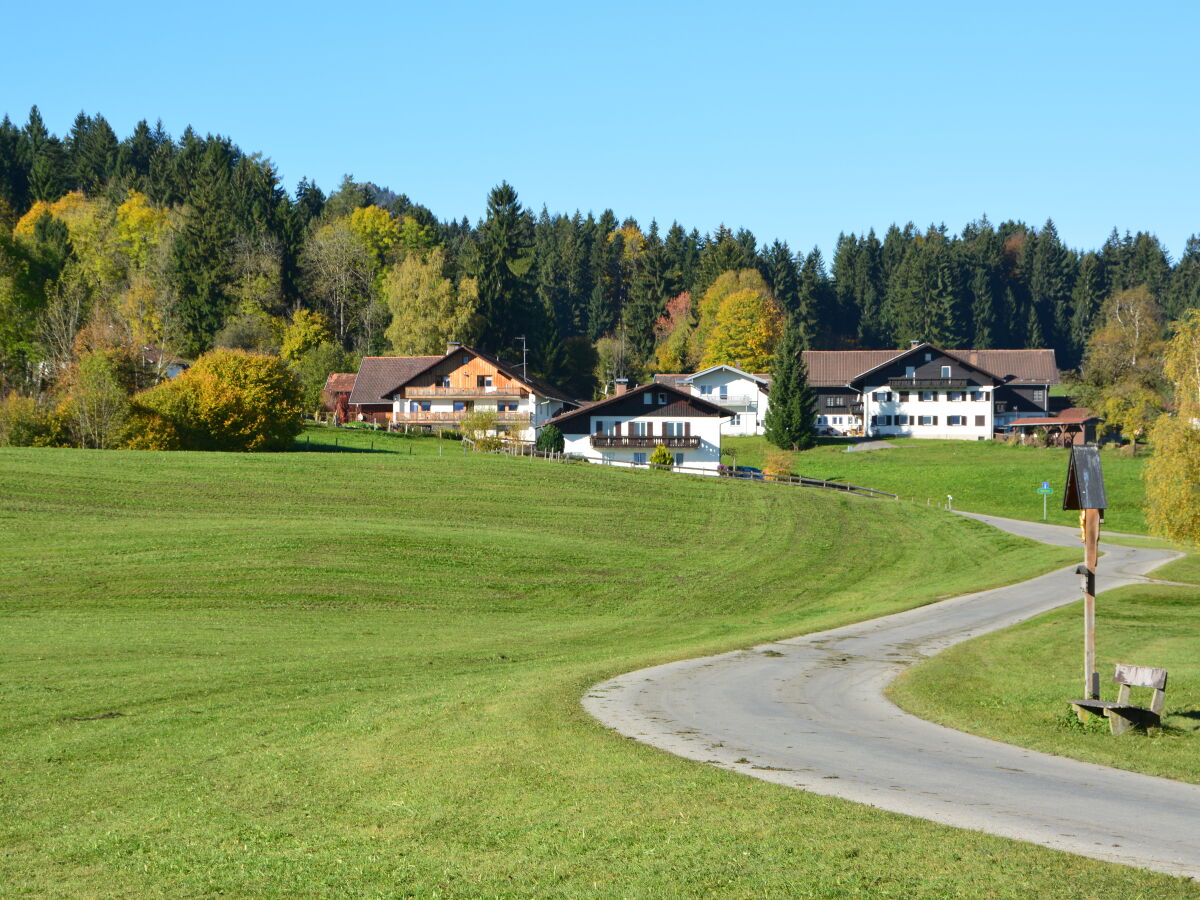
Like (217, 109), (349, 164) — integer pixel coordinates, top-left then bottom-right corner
(127, 349), (303, 451)
(649, 444), (674, 468)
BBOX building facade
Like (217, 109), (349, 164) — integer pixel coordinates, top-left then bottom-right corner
(347, 343), (576, 441)
(548, 382), (732, 472)
(653, 365), (770, 436)
(806, 344), (1059, 439)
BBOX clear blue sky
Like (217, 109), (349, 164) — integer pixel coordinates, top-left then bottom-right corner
(4, 1), (1197, 259)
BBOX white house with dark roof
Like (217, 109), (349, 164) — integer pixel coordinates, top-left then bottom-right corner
(547, 381), (733, 472)
(653, 365), (770, 436)
(347, 343), (577, 441)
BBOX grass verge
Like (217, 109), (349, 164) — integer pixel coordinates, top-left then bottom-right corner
(2, 446), (1193, 897)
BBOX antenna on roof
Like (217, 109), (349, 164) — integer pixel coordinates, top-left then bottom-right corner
(516, 336), (528, 380)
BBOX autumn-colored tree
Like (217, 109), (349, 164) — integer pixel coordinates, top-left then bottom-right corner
(1146, 309), (1200, 544)
(66, 349), (131, 449)
(1076, 286), (1166, 446)
(382, 247), (479, 354)
(348, 205), (401, 268)
(280, 309), (334, 361)
(693, 269), (773, 352)
(653, 292), (697, 372)
(699, 288), (783, 371)
(128, 349), (303, 451)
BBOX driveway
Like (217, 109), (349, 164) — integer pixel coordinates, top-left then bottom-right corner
(583, 513), (1200, 878)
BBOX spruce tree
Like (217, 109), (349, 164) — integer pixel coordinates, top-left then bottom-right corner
(763, 317), (816, 451)
(476, 181), (534, 354)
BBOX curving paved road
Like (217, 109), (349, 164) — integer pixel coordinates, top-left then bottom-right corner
(583, 513), (1200, 878)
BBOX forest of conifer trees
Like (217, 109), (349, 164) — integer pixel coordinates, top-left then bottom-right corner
(2, 105), (1198, 412)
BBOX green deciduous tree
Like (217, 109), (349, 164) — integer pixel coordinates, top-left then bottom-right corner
(382, 247), (479, 355)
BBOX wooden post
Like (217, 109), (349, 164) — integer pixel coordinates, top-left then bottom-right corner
(1083, 506), (1101, 699)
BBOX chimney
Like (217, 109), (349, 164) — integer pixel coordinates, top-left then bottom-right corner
(446, 341), (462, 355)
(613, 378), (629, 396)
(909, 339), (921, 349)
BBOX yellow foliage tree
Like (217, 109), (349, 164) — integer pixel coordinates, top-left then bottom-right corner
(128, 349), (303, 452)
(1146, 309), (1200, 544)
(699, 288), (784, 372)
(693, 269), (773, 352)
(348, 205), (401, 268)
(115, 191), (173, 272)
(280, 310), (334, 362)
(383, 247), (479, 355)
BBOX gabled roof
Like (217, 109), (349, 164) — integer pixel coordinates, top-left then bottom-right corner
(802, 345), (1059, 388)
(548, 381), (733, 427)
(846, 343), (1007, 388)
(348, 356), (442, 406)
(323, 372), (357, 393)
(459, 346), (577, 404)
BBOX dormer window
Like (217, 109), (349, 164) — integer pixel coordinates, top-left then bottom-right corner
(659, 393), (668, 405)
(643, 392), (653, 405)
(941, 365), (951, 378)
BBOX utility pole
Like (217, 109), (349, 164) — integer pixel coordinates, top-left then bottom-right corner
(516, 336), (528, 380)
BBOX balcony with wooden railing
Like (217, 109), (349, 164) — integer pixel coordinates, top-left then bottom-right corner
(404, 385), (529, 398)
(887, 377), (968, 389)
(394, 411), (532, 424)
(590, 434), (701, 449)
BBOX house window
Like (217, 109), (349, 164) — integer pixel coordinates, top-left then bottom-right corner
(872, 392), (884, 402)
(949, 391), (965, 402)
(899, 391), (910, 402)
(1034, 389), (1046, 404)
(897, 414), (908, 425)
(969, 390), (983, 401)
(925, 353), (932, 362)
(906, 365), (916, 378)
(594, 420), (604, 434)
(731, 414), (740, 426)
(871, 415), (878, 426)
(462, 354), (469, 365)
(633, 452), (647, 465)
(817, 416), (825, 425)
(674, 453), (684, 466)
(644, 392), (653, 405)
(659, 393), (668, 405)
(699, 384), (713, 396)
(477, 375), (492, 388)
(941, 365), (951, 377)
(975, 415), (985, 426)
(719, 386), (728, 400)
(441, 376), (451, 388)
(453, 401), (466, 412)
(630, 422), (647, 436)
(948, 415), (966, 426)
(826, 396), (846, 407)
(920, 391), (936, 402)
(918, 415), (935, 426)
(409, 401), (418, 412)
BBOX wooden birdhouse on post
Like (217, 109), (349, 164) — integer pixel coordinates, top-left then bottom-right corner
(1063, 445), (1108, 700)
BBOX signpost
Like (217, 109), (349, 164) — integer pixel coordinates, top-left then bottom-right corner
(1036, 480), (1053, 521)
(1063, 446), (1108, 701)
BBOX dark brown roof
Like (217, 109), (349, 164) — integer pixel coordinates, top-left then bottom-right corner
(323, 372), (357, 393)
(548, 382), (733, 427)
(805, 345), (1059, 387)
(465, 346), (576, 404)
(348, 356), (442, 406)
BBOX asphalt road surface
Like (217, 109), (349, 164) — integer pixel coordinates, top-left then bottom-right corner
(583, 513), (1200, 878)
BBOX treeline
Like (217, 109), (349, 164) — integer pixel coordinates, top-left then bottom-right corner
(3, 105), (1200, 412)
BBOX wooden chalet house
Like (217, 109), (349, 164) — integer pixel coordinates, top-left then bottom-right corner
(346, 343), (577, 441)
(548, 380), (733, 472)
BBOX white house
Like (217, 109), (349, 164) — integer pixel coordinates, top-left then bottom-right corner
(546, 381), (732, 473)
(653, 365), (770, 436)
(805, 344), (1059, 439)
(347, 343), (577, 440)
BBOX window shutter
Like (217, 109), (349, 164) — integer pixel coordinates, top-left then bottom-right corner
(932, 416), (938, 425)
(614, 422), (622, 436)
(684, 421), (691, 436)
(646, 422), (653, 437)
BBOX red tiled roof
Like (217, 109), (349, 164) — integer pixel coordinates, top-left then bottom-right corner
(323, 372), (357, 393)
(348, 356), (442, 406)
(1010, 407), (1100, 427)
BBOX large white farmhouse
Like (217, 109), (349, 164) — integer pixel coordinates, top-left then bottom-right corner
(547, 380), (732, 473)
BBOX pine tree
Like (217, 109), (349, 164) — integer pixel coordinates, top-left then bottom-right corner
(476, 181), (534, 355)
(763, 317), (816, 451)
(763, 240), (799, 314)
(1069, 252), (1106, 367)
(1166, 236), (1200, 320)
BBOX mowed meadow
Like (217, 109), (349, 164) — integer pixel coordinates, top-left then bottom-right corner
(3, 441), (1195, 898)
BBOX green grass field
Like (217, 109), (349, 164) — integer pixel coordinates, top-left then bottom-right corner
(5, 443), (1195, 897)
(889, 576), (1200, 784)
(724, 435), (1150, 534)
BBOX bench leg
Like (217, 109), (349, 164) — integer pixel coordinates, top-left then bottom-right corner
(1071, 702), (1103, 724)
(1108, 711), (1134, 735)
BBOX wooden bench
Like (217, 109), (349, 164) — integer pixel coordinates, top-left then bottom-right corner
(1070, 664), (1168, 735)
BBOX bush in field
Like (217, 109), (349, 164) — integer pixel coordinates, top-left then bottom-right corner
(763, 450), (795, 478)
(535, 424), (564, 453)
(649, 444), (674, 468)
(128, 349), (303, 451)
(0, 393), (46, 446)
